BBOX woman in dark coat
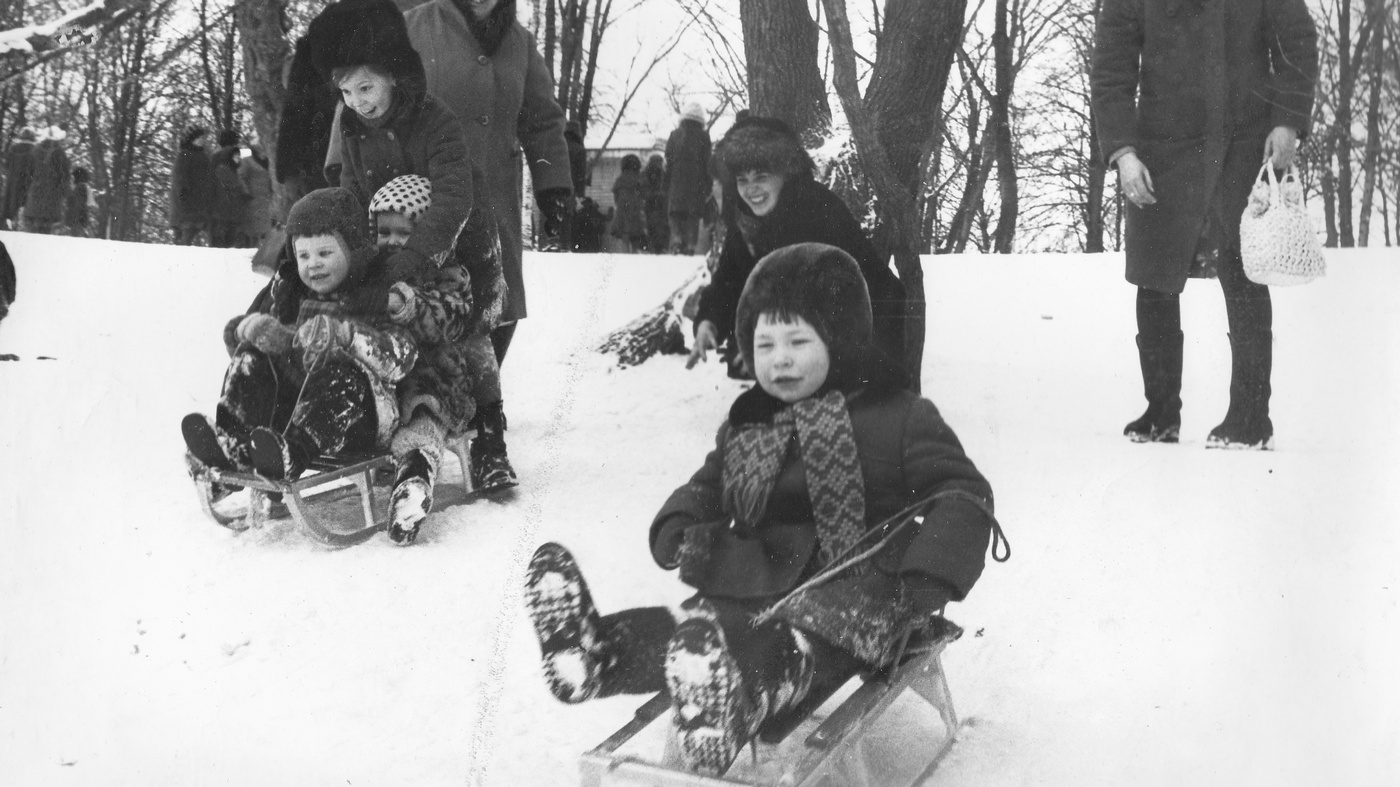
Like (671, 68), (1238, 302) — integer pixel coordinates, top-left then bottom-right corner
(24, 127), (71, 235)
(688, 117), (906, 378)
(609, 154), (646, 251)
(3, 127), (37, 228)
(664, 102), (711, 254)
(170, 126), (216, 245)
(641, 153), (668, 253)
(1091, 0), (1317, 449)
(209, 130), (249, 248)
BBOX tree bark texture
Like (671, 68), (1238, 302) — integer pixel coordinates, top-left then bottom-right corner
(234, 0), (288, 173)
(739, 0), (831, 143)
(990, 0), (1018, 253)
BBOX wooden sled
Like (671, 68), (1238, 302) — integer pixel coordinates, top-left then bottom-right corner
(189, 437), (472, 548)
(579, 625), (964, 787)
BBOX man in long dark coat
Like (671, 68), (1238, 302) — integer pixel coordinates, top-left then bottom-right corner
(3, 127), (37, 229)
(664, 102), (711, 254)
(1091, 0), (1317, 449)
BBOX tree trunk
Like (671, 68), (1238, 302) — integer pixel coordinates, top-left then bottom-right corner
(1085, 106), (1106, 253)
(1356, 0), (1384, 246)
(990, 0), (1018, 253)
(1337, 0), (1356, 247)
(822, 0), (968, 391)
(738, 0), (831, 143)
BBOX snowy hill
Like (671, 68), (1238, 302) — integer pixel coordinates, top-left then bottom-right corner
(1, 230), (1397, 786)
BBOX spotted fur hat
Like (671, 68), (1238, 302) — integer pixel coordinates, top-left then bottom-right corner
(368, 174), (433, 224)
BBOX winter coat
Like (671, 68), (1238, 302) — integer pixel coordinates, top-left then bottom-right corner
(3, 138), (36, 222)
(609, 170), (646, 240)
(1090, 0), (1318, 293)
(170, 143), (216, 226)
(210, 146), (250, 225)
(649, 369), (993, 663)
(239, 156), (274, 241)
(664, 119), (711, 216)
(0, 239), (14, 320)
(566, 128), (588, 196)
(334, 87), (474, 274)
(23, 140), (71, 224)
(64, 182), (91, 231)
(404, 0), (574, 322)
(275, 35), (338, 191)
(698, 177), (906, 365)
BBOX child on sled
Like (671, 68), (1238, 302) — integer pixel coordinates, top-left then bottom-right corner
(182, 187), (417, 488)
(368, 174), (508, 544)
(524, 243), (999, 777)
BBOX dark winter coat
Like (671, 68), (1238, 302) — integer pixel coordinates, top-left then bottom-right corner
(650, 369), (993, 660)
(3, 138), (36, 222)
(239, 155), (274, 241)
(64, 182), (91, 231)
(0, 239), (14, 323)
(698, 177), (906, 365)
(609, 169), (646, 240)
(275, 35), (338, 192)
(24, 140), (71, 224)
(664, 118), (711, 215)
(210, 146), (249, 224)
(566, 127), (588, 197)
(170, 142), (216, 226)
(1090, 0), (1318, 293)
(404, 0), (574, 322)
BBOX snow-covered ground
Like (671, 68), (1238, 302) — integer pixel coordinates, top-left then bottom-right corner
(1, 230), (1396, 786)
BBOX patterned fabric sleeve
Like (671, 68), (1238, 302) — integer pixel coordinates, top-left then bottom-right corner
(344, 322), (418, 383)
(395, 265), (474, 346)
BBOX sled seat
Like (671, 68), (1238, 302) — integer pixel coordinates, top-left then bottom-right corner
(190, 435), (474, 548)
(578, 623), (963, 787)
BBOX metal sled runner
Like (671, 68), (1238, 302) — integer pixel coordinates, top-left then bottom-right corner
(579, 627), (964, 787)
(188, 438), (472, 548)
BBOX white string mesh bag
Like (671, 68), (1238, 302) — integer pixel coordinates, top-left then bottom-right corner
(1239, 163), (1325, 286)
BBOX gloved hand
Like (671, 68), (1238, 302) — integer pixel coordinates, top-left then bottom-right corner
(387, 282), (418, 323)
(676, 520), (724, 586)
(385, 247), (432, 284)
(536, 187), (571, 250)
(223, 314), (246, 356)
(295, 314), (354, 370)
(236, 313), (295, 356)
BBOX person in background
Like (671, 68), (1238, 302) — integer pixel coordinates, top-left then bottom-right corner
(664, 102), (711, 254)
(1090, 0), (1318, 449)
(210, 129), (250, 248)
(563, 119), (589, 250)
(641, 153), (668, 254)
(23, 126), (71, 236)
(63, 167), (93, 237)
(609, 154), (646, 253)
(3, 127), (37, 230)
(239, 145), (275, 248)
(170, 126), (216, 246)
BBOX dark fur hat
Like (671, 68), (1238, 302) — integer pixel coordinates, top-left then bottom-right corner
(735, 242), (873, 387)
(306, 0), (425, 88)
(717, 116), (814, 182)
(285, 187), (375, 286)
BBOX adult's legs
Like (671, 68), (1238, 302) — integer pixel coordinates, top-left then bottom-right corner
(1125, 287), (1184, 442)
(1209, 245), (1274, 447)
(469, 333), (517, 492)
(489, 321), (517, 366)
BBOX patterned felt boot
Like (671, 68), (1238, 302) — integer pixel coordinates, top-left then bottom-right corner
(471, 400), (518, 493)
(1207, 331), (1274, 449)
(388, 449), (437, 545)
(524, 543), (607, 703)
(664, 603), (757, 777)
(1124, 331), (1183, 443)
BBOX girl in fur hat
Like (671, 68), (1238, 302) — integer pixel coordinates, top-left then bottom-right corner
(524, 243), (1000, 777)
(182, 188), (418, 491)
(688, 116), (908, 378)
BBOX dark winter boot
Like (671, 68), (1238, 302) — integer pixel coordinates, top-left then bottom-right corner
(1207, 331), (1274, 449)
(182, 412), (250, 470)
(524, 543), (608, 703)
(1124, 331), (1184, 443)
(388, 449), (437, 546)
(471, 400), (518, 493)
(249, 424), (318, 481)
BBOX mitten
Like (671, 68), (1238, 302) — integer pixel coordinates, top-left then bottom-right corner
(537, 188), (571, 232)
(652, 515), (695, 568)
(385, 247), (432, 282)
(236, 313), (295, 356)
(223, 314), (245, 356)
(676, 520), (723, 586)
(387, 281), (418, 324)
(295, 314), (354, 370)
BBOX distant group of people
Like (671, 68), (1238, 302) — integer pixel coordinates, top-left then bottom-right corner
(169, 126), (274, 248)
(1, 125), (96, 237)
(604, 102), (714, 255)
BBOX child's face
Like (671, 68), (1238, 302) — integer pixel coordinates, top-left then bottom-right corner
(375, 211), (415, 250)
(753, 313), (830, 403)
(736, 170), (785, 217)
(294, 234), (351, 295)
(337, 66), (396, 121)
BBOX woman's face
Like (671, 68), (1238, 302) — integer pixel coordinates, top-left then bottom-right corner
(466, 0), (500, 19)
(736, 170), (785, 218)
(337, 66), (396, 121)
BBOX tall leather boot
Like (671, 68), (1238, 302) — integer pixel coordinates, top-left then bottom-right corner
(470, 400), (518, 493)
(1207, 331), (1274, 449)
(1124, 331), (1184, 443)
(249, 360), (372, 479)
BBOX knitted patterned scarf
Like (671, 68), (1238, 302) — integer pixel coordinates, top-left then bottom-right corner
(722, 390), (866, 567)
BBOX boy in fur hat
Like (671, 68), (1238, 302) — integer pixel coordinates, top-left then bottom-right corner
(369, 174), (511, 544)
(524, 243), (1000, 777)
(182, 187), (417, 490)
(688, 116), (907, 378)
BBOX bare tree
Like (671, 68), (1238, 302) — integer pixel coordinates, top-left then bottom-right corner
(233, 0), (289, 168)
(739, 0), (830, 141)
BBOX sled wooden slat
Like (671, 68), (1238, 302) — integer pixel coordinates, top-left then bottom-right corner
(579, 637), (961, 787)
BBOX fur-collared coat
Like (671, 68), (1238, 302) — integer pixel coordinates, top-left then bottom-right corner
(698, 177), (906, 365)
(3, 138), (36, 222)
(170, 142), (215, 226)
(403, 0), (573, 322)
(649, 368), (993, 663)
(24, 140), (71, 224)
(1090, 0), (1318, 293)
